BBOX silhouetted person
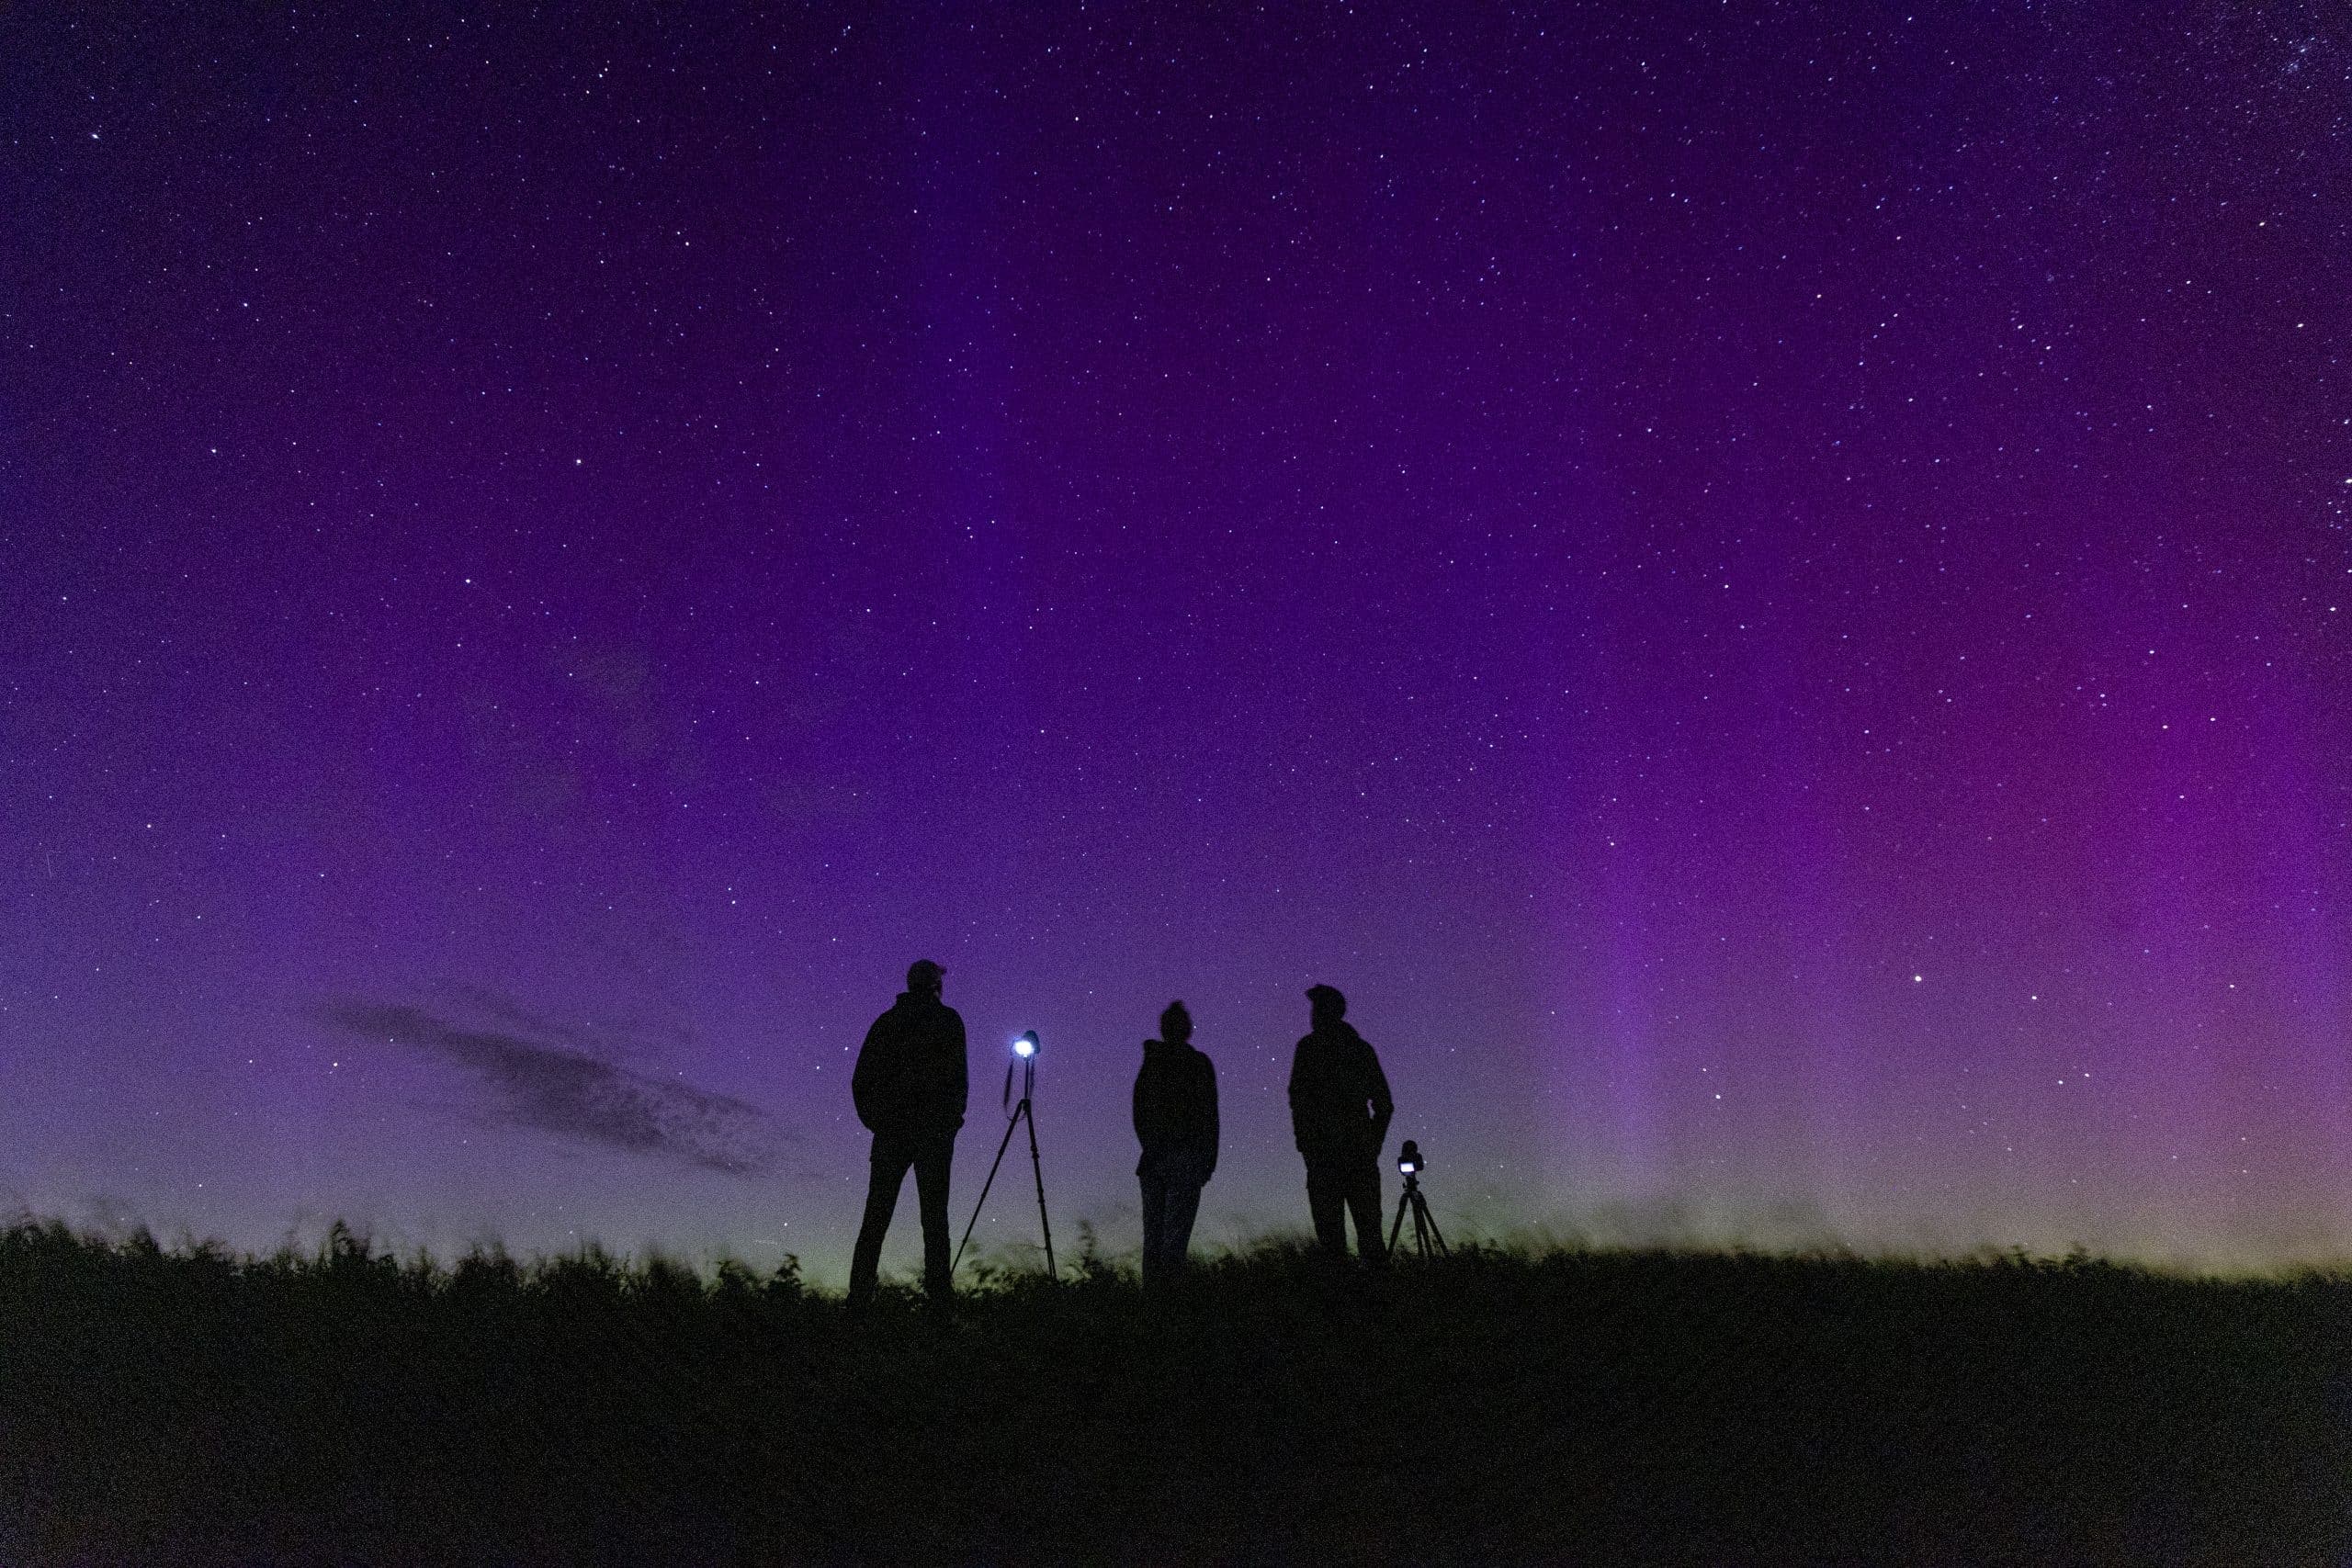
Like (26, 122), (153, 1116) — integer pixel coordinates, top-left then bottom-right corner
(847, 959), (967, 1311)
(1288, 984), (1393, 1264)
(1134, 999), (1218, 1289)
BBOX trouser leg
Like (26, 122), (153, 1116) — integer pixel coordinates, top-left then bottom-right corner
(1305, 1166), (1350, 1256)
(1345, 1165), (1386, 1265)
(911, 1135), (955, 1300)
(1139, 1173), (1169, 1288)
(1162, 1178), (1204, 1269)
(848, 1137), (914, 1308)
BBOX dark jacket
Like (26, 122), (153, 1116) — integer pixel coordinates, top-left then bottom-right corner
(1287, 1021), (1393, 1166)
(1133, 1039), (1218, 1180)
(852, 991), (968, 1141)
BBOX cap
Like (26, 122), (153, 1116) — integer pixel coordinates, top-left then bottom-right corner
(907, 959), (946, 991)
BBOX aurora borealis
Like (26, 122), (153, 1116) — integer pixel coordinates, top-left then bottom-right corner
(6, 4), (2351, 1280)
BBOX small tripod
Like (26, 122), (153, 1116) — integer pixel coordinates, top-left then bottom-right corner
(1386, 1139), (1449, 1258)
(953, 1031), (1057, 1280)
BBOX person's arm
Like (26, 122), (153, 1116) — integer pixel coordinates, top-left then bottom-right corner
(1133, 1063), (1149, 1149)
(1202, 1056), (1219, 1179)
(949, 1010), (968, 1130)
(1286, 1043), (1306, 1148)
(851, 1015), (887, 1133)
(1364, 1041), (1394, 1156)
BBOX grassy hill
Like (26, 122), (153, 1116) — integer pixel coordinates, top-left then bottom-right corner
(1, 1219), (2345, 1564)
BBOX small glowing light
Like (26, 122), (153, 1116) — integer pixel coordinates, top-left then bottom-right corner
(1013, 1031), (1038, 1058)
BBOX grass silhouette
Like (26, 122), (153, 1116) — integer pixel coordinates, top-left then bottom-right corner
(1, 1217), (2346, 1564)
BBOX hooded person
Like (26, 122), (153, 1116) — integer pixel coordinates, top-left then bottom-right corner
(1286, 984), (1393, 1263)
(846, 959), (968, 1310)
(1133, 999), (1218, 1288)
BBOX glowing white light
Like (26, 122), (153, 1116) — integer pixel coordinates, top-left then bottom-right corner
(1013, 1033), (1037, 1058)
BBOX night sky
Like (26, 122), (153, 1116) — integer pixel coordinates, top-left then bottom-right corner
(7, 5), (2351, 1280)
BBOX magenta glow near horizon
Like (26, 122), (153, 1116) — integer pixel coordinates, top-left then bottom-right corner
(6, 6), (2349, 1278)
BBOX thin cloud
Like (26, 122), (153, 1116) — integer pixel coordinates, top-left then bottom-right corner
(320, 1000), (782, 1176)
(434, 982), (698, 1058)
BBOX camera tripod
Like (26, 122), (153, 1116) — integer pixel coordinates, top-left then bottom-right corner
(952, 1032), (1057, 1280)
(1387, 1168), (1449, 1259)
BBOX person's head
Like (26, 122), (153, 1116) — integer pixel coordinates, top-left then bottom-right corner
(1306, 983), (1346, 1028)
(1159, 999), (1193, 1044)
(907, 958), (945, 998)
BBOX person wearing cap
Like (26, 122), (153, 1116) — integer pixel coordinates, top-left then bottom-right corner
(847, 958), (968, 1310)
(1287, 983), (1394, 1264)
(1133, 999), (1218, 1289)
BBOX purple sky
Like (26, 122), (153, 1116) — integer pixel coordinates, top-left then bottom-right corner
(6, 5), (2351, 1279)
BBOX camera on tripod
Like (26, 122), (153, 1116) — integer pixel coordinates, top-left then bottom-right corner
(950, 1030), (1057, 1281)
(1387, 1138), (1447, 1258)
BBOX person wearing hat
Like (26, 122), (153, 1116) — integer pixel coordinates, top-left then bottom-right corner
(1133, 999), (1218, 1289)
(1287, 983), (1394, 1264)
(847, 958), (968, 1310)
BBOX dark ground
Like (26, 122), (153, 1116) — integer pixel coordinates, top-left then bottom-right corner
(0, 1220), (2345, 1565)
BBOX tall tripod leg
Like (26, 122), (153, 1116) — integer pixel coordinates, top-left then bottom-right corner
(953, 1104), (1024, 1277)
(1388, 1187), (1411, 1255)
(1411, 1191), (1449, 1257)
(1023, 1098), (1055, 1279)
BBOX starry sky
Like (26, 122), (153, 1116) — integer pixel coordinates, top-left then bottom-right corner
(6, 4), (2351, 1280)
